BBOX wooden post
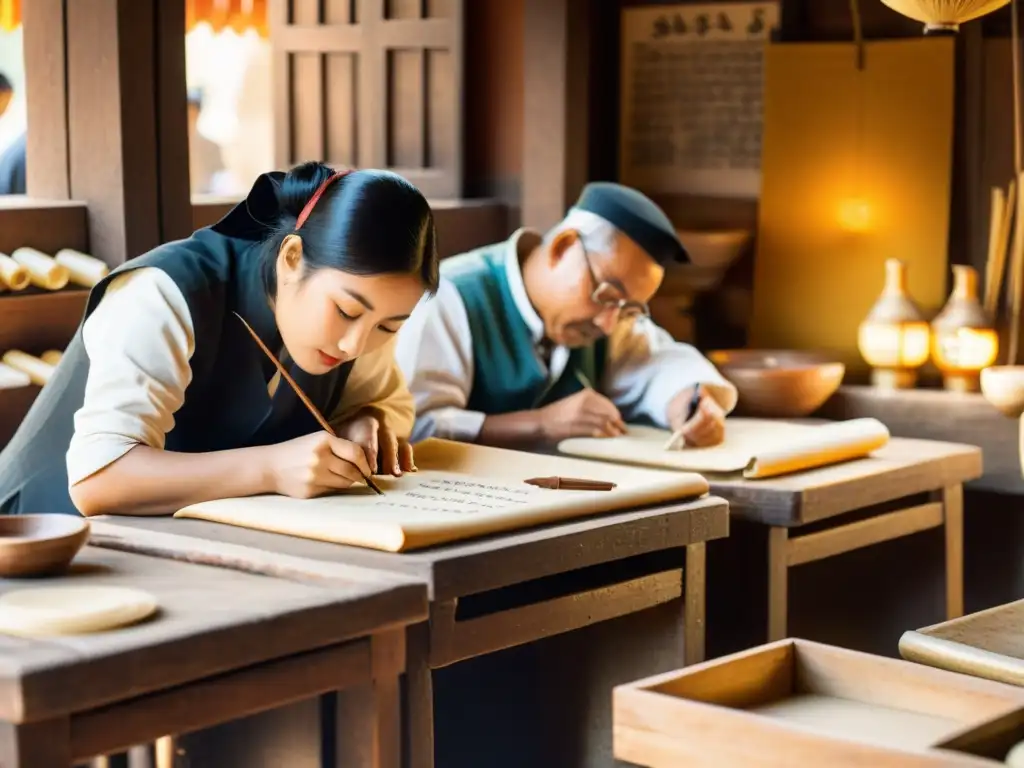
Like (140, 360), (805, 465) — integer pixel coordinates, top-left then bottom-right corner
(22, 0), (71, 199)
(65, 0), (165, 266)
(522, 0), (592, 232)
(154, 0), (193, 244)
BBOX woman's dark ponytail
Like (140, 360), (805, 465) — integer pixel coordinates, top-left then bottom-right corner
(259, 161), (439, 297)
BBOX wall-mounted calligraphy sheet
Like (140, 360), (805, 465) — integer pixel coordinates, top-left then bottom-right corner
(174, 439), (709, 552)
(619, 2), (779, 198)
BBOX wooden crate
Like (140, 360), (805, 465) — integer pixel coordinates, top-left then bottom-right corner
(613, 638), (1024, 767)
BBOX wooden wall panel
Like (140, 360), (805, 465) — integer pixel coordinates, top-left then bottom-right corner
(325, 54), (358, 165)
(522, 0), (591, 231)
(66, 0), (161, 267)
(272, 0), (464, 198)
(155, 0), (193, 243)
(463, 0), (523, 215)
(21, 0), (70, 200)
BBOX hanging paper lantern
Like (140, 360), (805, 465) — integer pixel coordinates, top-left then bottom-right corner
(187, 0), (267, 37)
(878, 0), (1011, 33)
(0, 0), (21, 33)
(229, 0), (269, 37)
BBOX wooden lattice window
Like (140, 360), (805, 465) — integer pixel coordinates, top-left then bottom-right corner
(271, 0), (463, 198)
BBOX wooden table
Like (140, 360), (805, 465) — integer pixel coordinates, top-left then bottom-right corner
(900, 599), (1024, 687)
(89, 495), (729, 768)
(0, 544), (426, 768)
(820, 385), (1017, 494)
(705, 437), (981, 642)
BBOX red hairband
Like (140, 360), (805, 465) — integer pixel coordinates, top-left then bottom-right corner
(295, 169), (351, 230)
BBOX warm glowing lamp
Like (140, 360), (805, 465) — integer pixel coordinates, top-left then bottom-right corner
(837, 197), (873, 233)
(858, 258), (931, 388)
(931, 264), (999, 392)
(878, 0), (1010, 34)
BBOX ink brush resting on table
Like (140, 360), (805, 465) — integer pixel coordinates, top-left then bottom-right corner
(663, 384), (703, 451)
(524, 477), (617, 491)
(233, 312), (384, 495)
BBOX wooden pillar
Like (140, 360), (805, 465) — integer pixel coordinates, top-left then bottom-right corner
(154, 0), (193, 244)
(22, 0), (70, 199)
(522, 0), (592, 231)
(62, 0), (190, 266)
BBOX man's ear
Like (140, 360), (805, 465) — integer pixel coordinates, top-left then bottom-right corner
(548, 229), (579, 266)
(277, 234), (304, 283)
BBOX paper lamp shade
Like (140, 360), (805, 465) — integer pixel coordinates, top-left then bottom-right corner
(879, 0), (1010, 32)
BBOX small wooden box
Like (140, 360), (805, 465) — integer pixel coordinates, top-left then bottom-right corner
(614, 639), (1024, 767)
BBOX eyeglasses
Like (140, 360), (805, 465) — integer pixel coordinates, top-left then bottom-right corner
(574, 232), (650, 321)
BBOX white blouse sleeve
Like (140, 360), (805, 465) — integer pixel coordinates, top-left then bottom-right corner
(603, 318), (738, 427)
(328, 335), (416, 439)
(66, 267), (196, 487)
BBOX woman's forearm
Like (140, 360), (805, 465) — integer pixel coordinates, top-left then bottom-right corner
(70, 443), (276, 517)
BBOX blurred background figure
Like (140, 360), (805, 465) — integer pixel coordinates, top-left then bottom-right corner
(0, 71), (25, 196)
(187, 87), (226, 195)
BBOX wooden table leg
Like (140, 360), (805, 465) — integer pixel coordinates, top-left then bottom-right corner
(684, 542), (706, 665)
(404, 622), (435, 768)
(767, 527), (789, 642)
(0, 718), (72, 767)
(942, 483), (964, 620)
(336, 629), (405, 768)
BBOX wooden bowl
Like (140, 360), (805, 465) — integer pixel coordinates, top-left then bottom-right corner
(981, 366), (1024, 417)
(676, 229), (751, 270)
(0, 515), (89, 578)
(708, 349), (846, 418)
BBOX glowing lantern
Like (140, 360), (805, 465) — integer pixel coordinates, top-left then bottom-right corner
(0, 0), (20, 33)
(931, 265), (1000, 391)
(878, 0), (1010, 34)
(857, 259), (931, 389)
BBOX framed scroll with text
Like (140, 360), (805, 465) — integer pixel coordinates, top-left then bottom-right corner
(619, 2), (780, 198)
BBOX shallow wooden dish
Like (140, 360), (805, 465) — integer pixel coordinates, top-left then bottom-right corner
(708, 350), (845, 418)
(676, 229), (751, 270)
(0, 515), (89, 577)
(981, 366), (1024, 417)
(614, 638), (1024, 767)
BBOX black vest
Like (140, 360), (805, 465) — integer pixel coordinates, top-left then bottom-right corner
(0, 226), (352, 516)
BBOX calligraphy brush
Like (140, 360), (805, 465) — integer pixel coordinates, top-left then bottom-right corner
(233, 312), (384, 495)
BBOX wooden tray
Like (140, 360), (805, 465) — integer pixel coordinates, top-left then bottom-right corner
(613, 639), (1024, 767)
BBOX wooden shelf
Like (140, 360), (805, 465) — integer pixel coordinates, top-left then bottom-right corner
(0, 289), (88, 352)
(0, 199), (88, 255)
(819, 385), (1019, 495)
(0, 386), (39, 447)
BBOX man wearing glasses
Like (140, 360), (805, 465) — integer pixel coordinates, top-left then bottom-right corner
(395, 182), (737, 449)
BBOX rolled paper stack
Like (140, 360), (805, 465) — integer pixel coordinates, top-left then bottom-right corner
(11, 248), (69, 291)
(0, 253), (29, 292)
(0, 362), (30, 389)
(1, 350), (56, 387)
(55, 248), (109, 288)
(40, 350), (63, 366)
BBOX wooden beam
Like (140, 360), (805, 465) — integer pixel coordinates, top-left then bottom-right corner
(154, 0), (193, 244)
(66, 0), (162, 267)
(522, 0), (591, 231)
(22, 0), (70, 199)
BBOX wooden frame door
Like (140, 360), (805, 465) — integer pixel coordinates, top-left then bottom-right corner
(271, 0), (464, 198)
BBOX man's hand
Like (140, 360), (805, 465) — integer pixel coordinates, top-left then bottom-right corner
(667, 386), (726, 447)
(538, 389), (627, 443)
(335, 409), (417, 476)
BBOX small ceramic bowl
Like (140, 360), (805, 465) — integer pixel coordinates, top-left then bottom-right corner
(981, 366), (1024, 418)
(676, 229), (752, 270)
(709, 349), (846, 418)
(0, 515), (89, 578)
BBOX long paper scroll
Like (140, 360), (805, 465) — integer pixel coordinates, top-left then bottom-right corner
(558, 418), (890, 479)
(174, 439), (709, 552)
